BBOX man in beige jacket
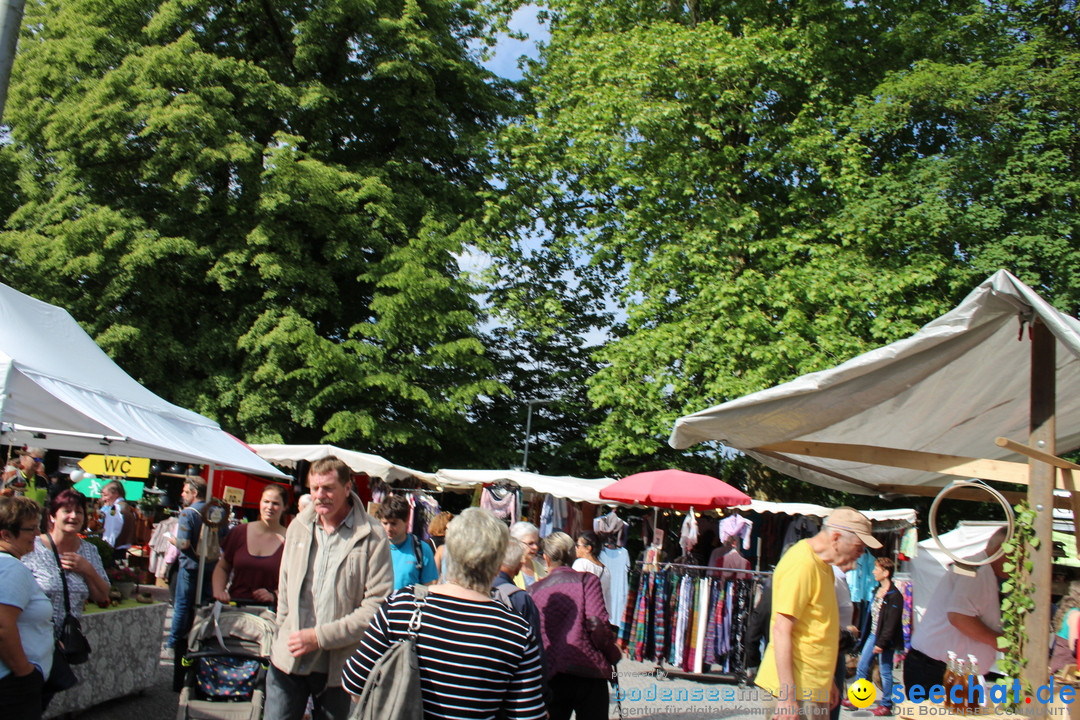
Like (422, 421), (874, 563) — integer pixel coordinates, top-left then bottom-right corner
(265, 456), (392, 720)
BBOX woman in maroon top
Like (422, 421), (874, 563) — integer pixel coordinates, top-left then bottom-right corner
(211, 485), (287, 604)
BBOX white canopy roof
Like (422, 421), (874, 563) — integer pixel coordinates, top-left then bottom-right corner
(435, 468), (618, 505)
(0, 283), (286, 477)
(250, 444), (437, 484)
(740, 500), (916, 524)
(669, 270), (1080, 495)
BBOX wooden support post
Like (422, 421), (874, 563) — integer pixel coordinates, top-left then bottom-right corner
(1024, 320), (1055, 695)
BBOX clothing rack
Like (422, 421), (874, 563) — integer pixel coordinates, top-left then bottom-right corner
(622, 560), (772, 685)
(639, 560), (772, 577)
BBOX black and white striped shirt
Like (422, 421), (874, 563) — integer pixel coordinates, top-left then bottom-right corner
(342, 587), (546, 720)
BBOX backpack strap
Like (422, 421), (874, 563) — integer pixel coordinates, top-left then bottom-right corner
(411, 535), (424, 571)
(491, 581), (522, 612)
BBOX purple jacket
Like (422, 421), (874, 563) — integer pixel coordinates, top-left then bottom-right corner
(528, 566), (610, 679)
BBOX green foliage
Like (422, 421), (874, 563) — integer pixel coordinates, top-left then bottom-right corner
(998, 500), (1037, 707)
(486, 0), (1080, 482)
(1, 0), (520, 466)
(486, 1), (968, 472)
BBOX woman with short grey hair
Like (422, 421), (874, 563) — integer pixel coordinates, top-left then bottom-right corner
(343, 508), (545, 719)
(530, 531), (613, 720)
(509, 521), (545, 588)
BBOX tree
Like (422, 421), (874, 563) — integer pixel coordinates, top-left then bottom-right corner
(0, 0), (519, 465)
(832, 1), (1080, 313)
(487, 0), (970, 471)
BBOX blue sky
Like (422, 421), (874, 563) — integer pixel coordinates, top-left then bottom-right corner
(482, 4), (545, 81)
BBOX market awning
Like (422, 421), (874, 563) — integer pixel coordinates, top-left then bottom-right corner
(435, 468), (618, 505)
(668, 269), (1077, 689)
(0, 282), (285, 478)
(741, 500), (916, 524)
(249, 443), (436, 485)
(669, 270), (1080, 498)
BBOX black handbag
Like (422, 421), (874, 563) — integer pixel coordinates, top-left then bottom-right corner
(47, 535), (92, 664)
(44, 639), (79, 694)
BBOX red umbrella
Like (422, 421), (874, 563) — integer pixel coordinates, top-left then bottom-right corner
(599, 469), (751, 511)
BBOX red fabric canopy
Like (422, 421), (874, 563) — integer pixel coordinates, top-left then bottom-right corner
(599, 469), (751, 511)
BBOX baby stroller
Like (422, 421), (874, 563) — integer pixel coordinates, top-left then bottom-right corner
(177, 603), (277, 720)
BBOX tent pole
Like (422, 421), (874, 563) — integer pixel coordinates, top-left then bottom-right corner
(195, 464), (215, 605)
(1024, 320), (1054, 694)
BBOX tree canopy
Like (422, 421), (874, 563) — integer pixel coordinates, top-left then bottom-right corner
(484, 0), (1080, 474)
(1, 0), (520, 467)
(2, 0), (1078, 485)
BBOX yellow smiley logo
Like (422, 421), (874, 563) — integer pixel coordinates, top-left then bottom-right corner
(848, 678), (877, 708)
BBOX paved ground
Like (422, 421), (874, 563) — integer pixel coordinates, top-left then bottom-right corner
(60, 591), (877, 719)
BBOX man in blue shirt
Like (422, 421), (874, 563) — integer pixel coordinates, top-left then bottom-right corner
(167, 478), (215, 650)
(376, 495), (437, 589)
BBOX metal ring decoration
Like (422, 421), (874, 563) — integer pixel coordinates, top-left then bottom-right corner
(928, 478), (1015, 567)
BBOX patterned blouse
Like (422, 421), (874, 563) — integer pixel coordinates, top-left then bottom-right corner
(22, 536), (108, 628)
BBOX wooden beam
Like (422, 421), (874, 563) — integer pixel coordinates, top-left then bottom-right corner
(757, 440), (1032, 484)
(1026, 319), (1055, 692)
(876, 482), (1033, 506)
(752, 449), (882, 492)
(1061, 468), (1080, 556)
(995, 436), (1080, 471)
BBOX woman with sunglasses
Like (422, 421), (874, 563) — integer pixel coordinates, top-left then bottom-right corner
(0, 495), (53, 719)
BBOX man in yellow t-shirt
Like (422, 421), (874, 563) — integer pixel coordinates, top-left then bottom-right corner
(756, 507), (881, 719)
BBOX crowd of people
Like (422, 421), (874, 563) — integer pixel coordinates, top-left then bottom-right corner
(1, 451), (1052, 720)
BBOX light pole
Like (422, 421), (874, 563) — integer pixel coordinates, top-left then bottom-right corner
(0, 0), (27, 121)
(521, 398), (554, 471)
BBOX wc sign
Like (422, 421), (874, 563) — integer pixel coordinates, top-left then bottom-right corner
(78, 454), (151, 478)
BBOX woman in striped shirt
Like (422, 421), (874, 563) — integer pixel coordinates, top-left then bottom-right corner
(342, 507), (546, 720)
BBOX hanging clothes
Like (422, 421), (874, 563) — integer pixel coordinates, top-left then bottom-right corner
(719, 514), (754, 551)
(680, 510), (699, 555)
(594, 510), (628, 547)
(899, 527), (919, 560)
(846, 552), (877, 603)
(480, 484), (518, 524)
(539, 494), (564, 536)
(599, 545), (630, 630)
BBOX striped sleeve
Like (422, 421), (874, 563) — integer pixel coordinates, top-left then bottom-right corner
(341, 598), (393, 696)
(503, 631), (546, 720)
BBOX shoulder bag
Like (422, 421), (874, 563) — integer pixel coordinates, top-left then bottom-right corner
(349, 585), (429, 720)
(579, 573), (622, 666)
(46, 535), (92, 664)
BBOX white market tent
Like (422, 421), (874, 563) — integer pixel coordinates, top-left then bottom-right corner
(249, 443), (437, 485)
(0, 282), (285, 478)
(435, 468), (619, 505)
(742, 499), (916, 525)
(668, 269), (1080, 686)
(670, 270), (1080, 500)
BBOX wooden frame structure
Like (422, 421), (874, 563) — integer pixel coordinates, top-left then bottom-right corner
(746, 320), (1063, 691)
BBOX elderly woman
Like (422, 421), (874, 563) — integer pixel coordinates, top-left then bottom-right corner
(530, 531), (612, 720)
(342, 507), (545, 719)
(0, 496), (54, 720)
(23, 490), (110, 628)
(212, 484), (287, 605)
(510, 521), (546, 589)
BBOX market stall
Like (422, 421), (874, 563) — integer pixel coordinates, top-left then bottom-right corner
(0, 282), (285, 713)
(669, 269), (1080, 689)
(43, 600), (168, 719)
